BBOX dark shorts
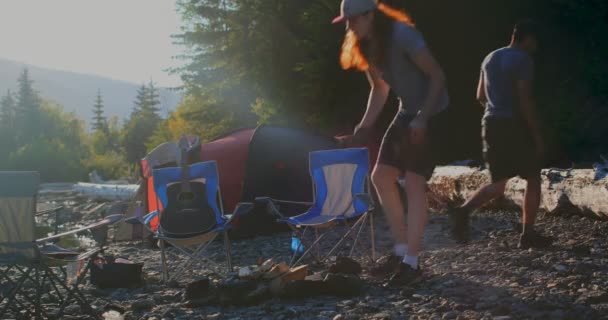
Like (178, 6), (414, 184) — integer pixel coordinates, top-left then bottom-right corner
(482, 117), (540, 183)
(377, 111), (444, 180)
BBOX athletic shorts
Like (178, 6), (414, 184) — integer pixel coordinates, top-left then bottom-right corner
(377, 111), (445, 180)
(482, 117), (541, 183)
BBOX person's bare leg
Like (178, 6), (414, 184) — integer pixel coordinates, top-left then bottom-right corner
(371, 164), (407, 247)
(404, 171), (428, 261)
(451, 179), (508, 243)
(522, 175), (541, 234)
(461, 179), (509, 211)
(518, 174), (552, 248)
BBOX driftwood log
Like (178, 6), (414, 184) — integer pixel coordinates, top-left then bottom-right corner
(427, 166), (608, 220)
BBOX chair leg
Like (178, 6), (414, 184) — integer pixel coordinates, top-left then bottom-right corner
(167, 234), (220, 282)
(290, 232), (328, 268)
(35, 266), (42, 320)
(322, 215), (367, 262)
(370, 210), (376, 262)
(223, 230), (233, 272)
(349, 213), (369, 258)
(160, 239), (168, 282)
(49, 262), (99, 319)
(0, 266), (33, 317)
(1, 265), (47, 318)
(314, 229), (321, 262)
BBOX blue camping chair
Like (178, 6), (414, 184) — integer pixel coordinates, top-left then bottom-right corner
(129, 161), (252, 282)
(257, 148), (376, 267)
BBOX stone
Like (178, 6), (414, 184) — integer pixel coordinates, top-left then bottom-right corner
(207, 313), (222, 320)
(64, 305), (81, 314)
(328, 257), (362, 275)
(130, 299), (154, 311)
(333, 315), (345, 320)
(554, 265), (568, 272)
(371, 312), (391, 320)
(183, 278), (210, 301)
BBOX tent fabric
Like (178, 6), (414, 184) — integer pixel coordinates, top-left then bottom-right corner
(141, 142), (180, 232)
(200, 128), (254, 214)
(241, 126), (338, 204)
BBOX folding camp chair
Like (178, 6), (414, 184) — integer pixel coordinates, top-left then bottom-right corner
(0, 171), (121, 319)
(257, 148), (376, 267)
(128, 161), (253, 282)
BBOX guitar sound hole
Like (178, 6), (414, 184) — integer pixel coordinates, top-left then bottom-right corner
(178, 192), (195, 201)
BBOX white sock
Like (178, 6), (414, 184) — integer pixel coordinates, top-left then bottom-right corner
(393, 244), (408, 257)
(403, 255), (419, 270)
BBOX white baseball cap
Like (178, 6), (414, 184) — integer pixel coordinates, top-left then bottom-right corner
(331, 0), (378, 24)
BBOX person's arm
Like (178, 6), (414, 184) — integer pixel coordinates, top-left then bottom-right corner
(410, 47), (447, 123)
(354, 66), (390, 138)
(476, 71), (487, 107)
(517, 79), (543, 152)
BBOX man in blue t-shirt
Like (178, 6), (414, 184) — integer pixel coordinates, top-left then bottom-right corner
(451, 20), (553, 249)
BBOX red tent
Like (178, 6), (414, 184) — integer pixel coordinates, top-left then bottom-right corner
(136, 125), (380, 236)
(199, 128), (255, 213)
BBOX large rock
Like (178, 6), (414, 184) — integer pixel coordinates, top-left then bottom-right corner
(427, 166), (608, 220)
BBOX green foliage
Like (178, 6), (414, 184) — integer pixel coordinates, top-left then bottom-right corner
(82, 151), (129, 181)
(147, 93), (246, 151)
(0, 68), (129, 182)
(251, 98), (287, 126)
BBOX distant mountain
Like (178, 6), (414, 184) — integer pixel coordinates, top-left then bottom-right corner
(0, 58), (182, 130)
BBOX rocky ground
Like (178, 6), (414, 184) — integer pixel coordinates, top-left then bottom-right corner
(2, 191), (607, 320)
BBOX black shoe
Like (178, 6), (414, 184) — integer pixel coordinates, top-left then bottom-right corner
(370, 254), (402, 277)
(518, 230), (553, 249)
(449, 207), (471, 244)
(385, 263), (423, 287)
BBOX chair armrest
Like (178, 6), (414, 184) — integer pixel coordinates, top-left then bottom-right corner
(36, 206), (64, 216)
(125, 211), (158, 225)
(354, 193), (374, 210)
(254, 197), (287, 219)
(231, 202), (254, 218)
(36, 214), (123, 244)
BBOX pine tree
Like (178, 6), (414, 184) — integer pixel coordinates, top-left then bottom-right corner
(91, 89), (107, 132)
(123, 83), (162, 164)
(15, 68), (41, 144)
(0, 90), (16, 128)
(132, 84), (148, 115)
(91, 90), (107, 131)
(145, 80), (161, 115)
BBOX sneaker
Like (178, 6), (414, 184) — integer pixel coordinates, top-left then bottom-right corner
(518, 230), (553, 249)
(385, 263), (423, 287)
(449, 206), (471, 244)
(369, 254), (402, 277)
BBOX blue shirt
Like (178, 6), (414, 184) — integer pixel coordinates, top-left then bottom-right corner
(481, 47), (534, 119)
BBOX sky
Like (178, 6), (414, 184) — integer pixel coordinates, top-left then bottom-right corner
(0, 0), (183, 87)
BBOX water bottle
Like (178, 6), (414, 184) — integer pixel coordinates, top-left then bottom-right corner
(291, 232), (305, 256)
